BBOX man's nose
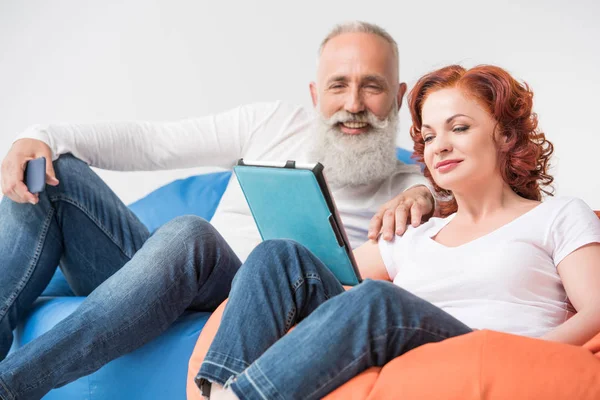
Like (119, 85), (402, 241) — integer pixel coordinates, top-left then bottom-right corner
(344, 88), (365, 114)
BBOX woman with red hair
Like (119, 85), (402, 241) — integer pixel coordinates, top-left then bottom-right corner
(196, 65), (600, 400)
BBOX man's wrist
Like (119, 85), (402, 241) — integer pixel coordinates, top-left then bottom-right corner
(402, 183), (437, 214)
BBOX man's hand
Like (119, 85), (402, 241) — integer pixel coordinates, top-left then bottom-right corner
(368, 185), (435, 241)
(1, 139), (59, 204)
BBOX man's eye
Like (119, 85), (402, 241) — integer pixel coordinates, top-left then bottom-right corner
(330, 84), (344, 89)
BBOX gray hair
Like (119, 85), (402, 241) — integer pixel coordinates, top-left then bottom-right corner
(318, 21), (399, 63)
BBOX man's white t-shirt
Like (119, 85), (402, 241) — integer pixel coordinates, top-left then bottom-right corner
(15, 101), (427, 261)
(379, 196), (600, 337)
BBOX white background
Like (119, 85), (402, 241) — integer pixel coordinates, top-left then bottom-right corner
(1, 0), (599, 207)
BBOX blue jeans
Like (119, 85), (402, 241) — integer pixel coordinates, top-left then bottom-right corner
(0, 155), (242, 400)
(196, 240), (472, 400)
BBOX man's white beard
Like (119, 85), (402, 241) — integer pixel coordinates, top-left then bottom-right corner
(310, 105), (400, 188)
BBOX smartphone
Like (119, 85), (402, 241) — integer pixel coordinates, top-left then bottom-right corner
(24, 157), (46, 194)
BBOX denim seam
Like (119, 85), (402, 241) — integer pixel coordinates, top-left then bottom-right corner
(284, 307), (296, 331)
(243, 369), (270, 400)
(290, 274), (323, 293)
(204, 350), (251, 370)
(0, 207), (54, 321)
(49, 194), (134, 260)
(0, 376), (15, 400)
(306, 347), (371, 399)
(201, 360), (243, 376)
(288, 274), (328, 330)
(22, 225), (203, 392)
(305, 325), (452, 399)
(253, 362), (283, 400)
(195, 371), (227, 387)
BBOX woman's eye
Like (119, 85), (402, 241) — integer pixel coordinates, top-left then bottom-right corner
(453, 125), (469, 132)
(423, 135), (434, 143)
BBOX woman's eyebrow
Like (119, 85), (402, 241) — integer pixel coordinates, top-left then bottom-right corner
(422, 114), (474, 129)
(446, 114), (473, 124)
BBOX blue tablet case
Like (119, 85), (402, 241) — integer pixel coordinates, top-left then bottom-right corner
(234, 160), (361, 286)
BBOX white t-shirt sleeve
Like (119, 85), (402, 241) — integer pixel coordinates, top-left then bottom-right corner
(13, 101), (281, 171)
(378, 236), (400, 280)
(551, 197), (600, 266)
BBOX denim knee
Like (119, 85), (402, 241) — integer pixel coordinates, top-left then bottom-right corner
(254, 239), (305, 257)
(346, 279), (406, 308)
(158, 215), (216, 240)
(247, 239), (306, 268)
(52, 154), (89, 176)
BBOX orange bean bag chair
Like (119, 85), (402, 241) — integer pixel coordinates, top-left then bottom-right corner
(187, 212), (600, 399)
(187, 301), (600, 399)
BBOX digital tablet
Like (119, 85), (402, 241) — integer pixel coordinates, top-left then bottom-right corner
(234, 159), (362, 286)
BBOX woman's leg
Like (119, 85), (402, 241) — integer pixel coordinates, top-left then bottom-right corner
(230, 279), (473, 400)
(195, 239), (346, 390)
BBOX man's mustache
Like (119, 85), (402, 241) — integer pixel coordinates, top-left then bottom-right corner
(321, 110), (392, 130)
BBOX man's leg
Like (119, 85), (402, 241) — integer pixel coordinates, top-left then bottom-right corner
(0, 215), (242, 400)
(230, 280), (472, 400)
(0, 154), (150, 361)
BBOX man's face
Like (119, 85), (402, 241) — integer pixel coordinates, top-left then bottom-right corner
(309, 32), (407, 187)
(310, 32), (404, 130)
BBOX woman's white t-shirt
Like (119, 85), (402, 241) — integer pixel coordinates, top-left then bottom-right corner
(378, 196), (600, 337)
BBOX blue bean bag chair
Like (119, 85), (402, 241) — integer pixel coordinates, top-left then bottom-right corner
(10, 148), (416, 399)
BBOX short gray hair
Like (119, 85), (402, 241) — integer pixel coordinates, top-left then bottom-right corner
(318, 21), (399, 62)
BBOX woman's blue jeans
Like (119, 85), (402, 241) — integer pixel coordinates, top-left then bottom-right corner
(196, 240), (472, 400)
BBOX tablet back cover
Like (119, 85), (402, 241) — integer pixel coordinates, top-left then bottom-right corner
(234, 165), (359, 286)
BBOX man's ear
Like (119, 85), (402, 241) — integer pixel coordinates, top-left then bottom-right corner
(309, 82), (318, 107)
(397, 82), (408, 109)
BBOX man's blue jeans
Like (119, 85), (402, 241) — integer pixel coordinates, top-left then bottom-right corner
(197, 240), (473, 400)
(0, 155), (242, 400)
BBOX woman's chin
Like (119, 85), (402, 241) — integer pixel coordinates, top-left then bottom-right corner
(432, 176), (460, 194)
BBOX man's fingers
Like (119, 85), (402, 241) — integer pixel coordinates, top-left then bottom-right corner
(368, 211), (385, 240)
(381, 209), (397, 241)
(410, 201), (424, 228)
(13, 181), (38, 204)
(45, 158), (59, 186)
(395, 204), (411, 236)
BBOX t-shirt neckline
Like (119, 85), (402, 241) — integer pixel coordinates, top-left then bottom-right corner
(427, 198), (553, 250)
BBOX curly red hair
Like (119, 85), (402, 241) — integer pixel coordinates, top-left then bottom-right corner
(408, 65), (554, 216)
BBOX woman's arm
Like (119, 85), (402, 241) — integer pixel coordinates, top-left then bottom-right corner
(353, 240), (392, 281)
(542, 243), (600, 345)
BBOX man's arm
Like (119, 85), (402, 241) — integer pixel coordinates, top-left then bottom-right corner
(2, 102), (281, 204)
(12, 102), (280, 171)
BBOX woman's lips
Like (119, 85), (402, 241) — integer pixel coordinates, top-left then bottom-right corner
(435, 160), (463, 173)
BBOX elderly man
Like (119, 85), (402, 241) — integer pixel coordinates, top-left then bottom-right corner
(0, 21), (433, 399)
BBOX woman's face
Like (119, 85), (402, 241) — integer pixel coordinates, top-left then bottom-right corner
(421, 87), (501, 193)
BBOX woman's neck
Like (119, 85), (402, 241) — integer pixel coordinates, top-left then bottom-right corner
(451, 178), (530, 223)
